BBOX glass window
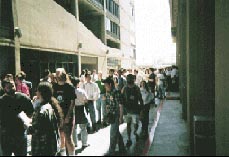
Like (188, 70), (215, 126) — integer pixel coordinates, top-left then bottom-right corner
(106, 17), (111, 31)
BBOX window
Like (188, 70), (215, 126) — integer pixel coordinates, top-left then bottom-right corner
(0, 0), (14, 39)
(106, 0), (119, 18)
(106, 17), (111, 31)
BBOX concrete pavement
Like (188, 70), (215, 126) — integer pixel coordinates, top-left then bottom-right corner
(148, 93), (190, 156)
(25, 92), (189, 156)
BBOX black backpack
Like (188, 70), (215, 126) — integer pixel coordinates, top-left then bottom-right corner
(122, 85), (142, 113)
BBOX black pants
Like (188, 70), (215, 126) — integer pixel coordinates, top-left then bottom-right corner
(141, 104), (150, 133)
(1, 133), (27, 156)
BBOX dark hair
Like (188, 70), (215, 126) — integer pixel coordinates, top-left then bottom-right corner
(42, 69), (50, 78)
(85, 73), (91, 78)
(37, 82), (64, 127)
(1, 78), (14, 88)
(16, 73), (24, 81)
(71, 77), (80, 87)
(103, 77), (115, 89)
(140, 80), (150, 92)
(109, 69), (115, 73)
(20, 71), (27, 79)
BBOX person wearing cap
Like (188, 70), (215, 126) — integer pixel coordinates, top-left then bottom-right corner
(103, 77), (126, 155)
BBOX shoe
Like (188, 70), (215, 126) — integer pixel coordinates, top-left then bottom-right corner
(81, 144), (90, 150)
(126, 140), (132, 147)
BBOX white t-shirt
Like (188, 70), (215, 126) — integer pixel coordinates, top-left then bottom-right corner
(157, 73), (165, 85)
(75, 88), (88, 106)
(171, 69), (177, 78)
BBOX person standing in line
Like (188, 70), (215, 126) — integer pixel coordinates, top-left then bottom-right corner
(71, 78), (90, 150)
(0, 78), (34, 156)
(156, 69), (166, 99)
(103, 77), (126, 155)
(40, 69), (52, 83)
(95, 71), (107, 128)
(24, 82), (64, 156)
(84, 74), (100, 133)
(134, 69), (143, 87)
(15, 73), (30, 97)
(53, 68), (76, 156)
(122, 74), (144, 147)
(148, 68), (156, 102)
(139, 81), (154, 138)
(91, 69), (98, 82)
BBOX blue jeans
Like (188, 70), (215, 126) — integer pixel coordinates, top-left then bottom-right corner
(96, 94), (106, 122)
(109, 116), (125, 155)
(73, 124), (88, 146)
(86, 100), (96, 125)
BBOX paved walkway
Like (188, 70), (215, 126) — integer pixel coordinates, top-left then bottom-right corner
(148, 94), (190, 156)
(22, 93), (190, 156)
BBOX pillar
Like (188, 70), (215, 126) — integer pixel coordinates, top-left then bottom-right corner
(12, 0), (21, 74)
(177, 0), (187, 120)
(215, 0), (229, 155)
(186, 0), (215, 154)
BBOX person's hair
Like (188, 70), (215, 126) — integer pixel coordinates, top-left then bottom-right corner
(20, 71), (27, 79)
(80, 70), (85, 76)
(109, 69), (115, 73)
(15, 73), (24, 81)
(140, 80), (150, 92)
(71, 77), (80, 87)
(1, 78), (14, 88)
(42, 69), (50, 78)
(5, 74), (14, 80)
(149, 68), (154, 72)
(56, 68), (67, 82)
(85, 73), (91, 78)
(134, 69), (138, 74)
(37, 82), (64, 127)
(145, 69), (149, 74)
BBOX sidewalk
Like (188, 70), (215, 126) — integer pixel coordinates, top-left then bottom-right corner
(148, 93), (190, 156)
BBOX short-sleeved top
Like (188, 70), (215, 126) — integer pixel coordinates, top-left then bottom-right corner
(105, 88), (123, 116)
(95, 80), (106, 94)
(53, 83), (76, 117)
(0, 92), (34, 136)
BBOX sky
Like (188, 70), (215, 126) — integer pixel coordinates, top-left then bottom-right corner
(135, 0), (176, 67)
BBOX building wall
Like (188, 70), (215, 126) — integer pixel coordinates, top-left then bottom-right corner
(215, 0), (229, 155)
(16, 0), (78, 52)
(119, 0), (136, 68)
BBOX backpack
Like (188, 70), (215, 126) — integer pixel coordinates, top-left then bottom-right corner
(122, 85), (142, 113)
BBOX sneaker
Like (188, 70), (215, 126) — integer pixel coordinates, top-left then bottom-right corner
(126, 140), (132, 147)
(81, 144), (90, 150)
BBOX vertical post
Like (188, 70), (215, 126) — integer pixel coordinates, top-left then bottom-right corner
(12, 0), (21, 74)
(75, 0), (81, 76)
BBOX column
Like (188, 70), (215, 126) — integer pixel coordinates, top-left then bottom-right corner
(12, 0), (21, 74)
(215, 0), (229, 155)
(186, 0), (215, 155)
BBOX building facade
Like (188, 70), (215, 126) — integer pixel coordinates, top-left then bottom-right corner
(169, 0), (229, 156)
(0, 0), (136, 88)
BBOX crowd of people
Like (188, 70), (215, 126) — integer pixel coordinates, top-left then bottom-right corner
(0, 65), (179, 156)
